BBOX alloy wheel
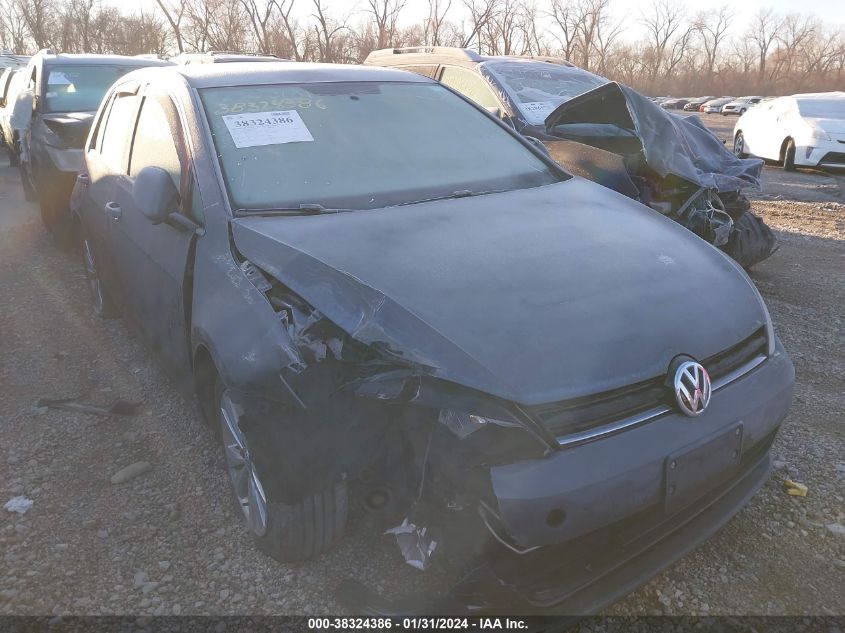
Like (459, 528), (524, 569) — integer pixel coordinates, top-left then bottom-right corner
(219, 390), (268, 537)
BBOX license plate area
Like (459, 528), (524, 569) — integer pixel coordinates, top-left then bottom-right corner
(665, 423), (743, 515)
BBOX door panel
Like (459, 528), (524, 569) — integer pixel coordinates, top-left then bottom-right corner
(111, 87), (196, 382)
(82, 90), (140, 306)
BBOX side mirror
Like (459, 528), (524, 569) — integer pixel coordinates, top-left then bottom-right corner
(133, 166), (180, 224)
(10, 90), (33, 128)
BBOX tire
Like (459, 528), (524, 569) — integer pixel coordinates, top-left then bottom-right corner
(214, 378), (348, 562)
(39, 190), (65, 231)
(783, 139), (796, 171)
(733, 132), (747, 158)
(7, 144), (19, 167)
(81, 223), (117, 318)
(739, 108), (746, 115)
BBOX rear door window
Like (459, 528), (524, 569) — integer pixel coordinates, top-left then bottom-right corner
(129, 95), (182, 190)
(439, 66), (501, 111)
(99, 92), (140, 173)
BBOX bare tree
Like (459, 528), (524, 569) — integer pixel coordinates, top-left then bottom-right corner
(239, 0), (279, 52)
(15, 0), (53, 49)
(482, 0), (523, 55)
(274, 0), (308, 60)
(575, 0), (619, 71)
(311, 0), (347, 62)
(424, 0), (451, 46)
(0, 0), (28, 50)
(747, 8), (782, 84)
(640, 0), (688, 86)
(692, 5), (733, 80)
(365, 0), (405, 50)
(154, 0), (186, 52)
(518, 1), (546, 55)
(460, 0), (498, 49)
(548, 0), (578, 61)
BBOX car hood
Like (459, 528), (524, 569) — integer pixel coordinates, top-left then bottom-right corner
(231, 179), (767, 405)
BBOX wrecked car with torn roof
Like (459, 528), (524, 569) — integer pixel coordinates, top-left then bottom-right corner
(70, 62), (794, 615)
(534, 82), (778, 270)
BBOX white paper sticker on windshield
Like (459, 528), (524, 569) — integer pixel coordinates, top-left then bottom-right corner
(520, 101), (556, 121)
(222, 110), (314, 148)
(48, 72), (72, 85)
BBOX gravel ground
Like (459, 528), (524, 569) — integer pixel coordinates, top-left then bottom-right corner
(1, 131), (844, 618)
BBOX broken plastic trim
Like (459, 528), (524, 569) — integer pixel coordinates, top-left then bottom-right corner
(385, 518), (438, 571)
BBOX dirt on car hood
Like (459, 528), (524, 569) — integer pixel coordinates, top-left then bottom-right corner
(231, 178), (767, 405)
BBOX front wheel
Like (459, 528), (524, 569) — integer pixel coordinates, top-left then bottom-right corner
(783, 139), (796, 171)
(733, 132), (747, 158)
(215, 380), (348, 562)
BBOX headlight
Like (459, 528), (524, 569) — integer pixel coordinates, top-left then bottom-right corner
(438, 409), (521, 439)
(809, 127), (830, 141)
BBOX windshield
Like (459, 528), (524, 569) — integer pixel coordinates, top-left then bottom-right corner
(797, 99), (845, 120)
(481, 61), (608, 125)
(44, 65), (143, 113)
(200, 81), (562, 212)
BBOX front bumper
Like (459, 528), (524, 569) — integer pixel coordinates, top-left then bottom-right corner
(344, 339), (793, 615)
(490, 340), (792, 549)
(794, 140), (845, 168)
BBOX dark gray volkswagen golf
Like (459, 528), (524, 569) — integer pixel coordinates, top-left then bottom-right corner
(70, 63), (794, 614)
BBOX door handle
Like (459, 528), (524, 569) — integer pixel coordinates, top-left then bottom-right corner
(106, 201), (122, 220)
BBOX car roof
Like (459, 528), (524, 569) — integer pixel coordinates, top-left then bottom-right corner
(364, 46), (576, 68)
(38, 52), (172, 67)
(791, 91), (845, 100)
(172, 51), (287, 64)
(123, 62), (433, 89)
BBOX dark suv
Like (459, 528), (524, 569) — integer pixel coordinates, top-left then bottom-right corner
(15, 50), (170, 232)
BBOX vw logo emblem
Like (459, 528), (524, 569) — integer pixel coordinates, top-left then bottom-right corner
(673, 361), (712, 417)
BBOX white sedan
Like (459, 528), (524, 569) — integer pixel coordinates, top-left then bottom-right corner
(733, 92), (845, 170)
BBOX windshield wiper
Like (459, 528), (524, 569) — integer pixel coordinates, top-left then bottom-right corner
(235, 203), (351, 216)
(396, 189), (505, 207)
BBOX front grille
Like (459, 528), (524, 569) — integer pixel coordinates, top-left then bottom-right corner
(533, 328), (767, 438)
(820, 151), (845, 165)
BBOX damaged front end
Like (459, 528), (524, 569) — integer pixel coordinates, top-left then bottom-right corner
(229, 256), (554, 584)
(542, 82), (777, 269)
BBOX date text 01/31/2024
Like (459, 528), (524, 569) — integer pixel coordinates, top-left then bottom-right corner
(307, 617), (530, 630)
